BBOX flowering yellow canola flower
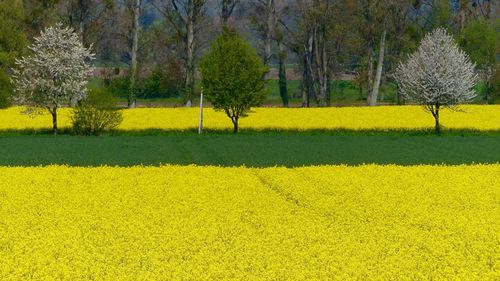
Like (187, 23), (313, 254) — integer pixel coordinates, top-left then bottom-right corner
(0, 105), (498, 131)
(0, 164), (498, 280)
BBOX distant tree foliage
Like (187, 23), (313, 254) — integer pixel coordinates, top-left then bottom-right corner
(2, 0), (498, 110)
(155, 0), (207, 106)
(200, 28), (268, 133)
(395, 28), (477, 134)
(11, 24), (95, 135)
(23, 0), (63, 35)
(459, 19), (498, 103)
(0, 0), (27, 108)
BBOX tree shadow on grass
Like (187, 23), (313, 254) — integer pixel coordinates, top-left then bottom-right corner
(0, 127), (499, 137)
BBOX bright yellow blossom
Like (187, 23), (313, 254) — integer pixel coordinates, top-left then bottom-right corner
(0, 105), (498, 131)
(0, 164), (498, 280)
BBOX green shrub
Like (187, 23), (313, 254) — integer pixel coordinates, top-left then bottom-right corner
(139, 72), (169, 99)
(84, 86), (117, 109)
(108, 70), (182, 99)
(109, 78), (130, 98)
(72, 88), (123, 135)
(0, 92), (10, 108)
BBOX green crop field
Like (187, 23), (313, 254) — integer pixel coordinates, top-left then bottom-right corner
(1, 134), (498, 167)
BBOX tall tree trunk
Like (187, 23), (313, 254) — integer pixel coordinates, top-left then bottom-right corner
(319, 37), (328, 107)
(366, 46), (374, 101)
(78, 0), (85, 44)
(312, 24), (328, 107)
(185, 0), (196, 106)
(301, 32), (315, 108)
(327, 77), (333, 106)
(301, 54), (308, 107)
(433, 104), (441, 135)
(232, 117), (239, 133)
(368, 28), (386, 106)
(483, 68), (492, 103)
(379, 69), (386, 101)
(221, 0), (237, 25)
(51, 108), (58, 135)
(264, 0), (273, 66)
(128, 0), (140, 108)
(278, 41), (288, 107)
(305, 31), (314, 107)
(79, 20), (85, 44)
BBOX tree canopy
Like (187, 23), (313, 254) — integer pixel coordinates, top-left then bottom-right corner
(200, 28), (268, 133)
(11, 24), (94, 134)
(395, 28), (477, 133)
(0, 0), (27, 107)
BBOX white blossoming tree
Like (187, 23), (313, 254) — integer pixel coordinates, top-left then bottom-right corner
(395, 28), (477, 134)
(11, 24), (95, 135)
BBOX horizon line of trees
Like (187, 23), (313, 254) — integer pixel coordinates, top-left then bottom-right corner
(0, 0), (498, 108)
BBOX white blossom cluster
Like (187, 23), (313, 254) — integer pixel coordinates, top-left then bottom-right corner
(395, 28), (477, 110)
(11, 23), (95, 111)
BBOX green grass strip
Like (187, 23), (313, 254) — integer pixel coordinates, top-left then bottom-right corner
(0, 134), (498, 167)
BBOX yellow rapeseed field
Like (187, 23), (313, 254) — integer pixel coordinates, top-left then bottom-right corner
(0, 105), (498, 131)
(0, 164), (498, 280)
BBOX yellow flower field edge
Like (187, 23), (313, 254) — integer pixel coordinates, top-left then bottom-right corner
(0, 164), (498, 280)
(0, 105), (499, 132)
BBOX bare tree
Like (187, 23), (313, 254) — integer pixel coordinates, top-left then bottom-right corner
(263, 0), (274, 66)
(278, 1), (316, 107)
(310, 0), (335, 106)
(221, 0), (239, 25)
(278, 0), (352, 107)
(353, 0), (389, 106)
(249, 0), (290, 106)
(249, 0), (275, 65)
(109, 0), (144, 108)
(287, 0), (346, 106)
(395, 28), (477, 134)
(384, 0), (415, 104)
(155, 0), (207, 106)
(368, 17), (386, 106)
(127, 0), (141, 108)
(355, 0), (415, 106)
(63, 0), (115, 47)
(279, 13), (313, 107)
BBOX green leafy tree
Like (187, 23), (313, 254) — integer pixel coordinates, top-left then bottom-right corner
(0, 0), (27, 108)
(459, 19), (498, 103)
(432, 0), (452, 29)
(200, 28), (268, 133)
(24, 0), (62, 35)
